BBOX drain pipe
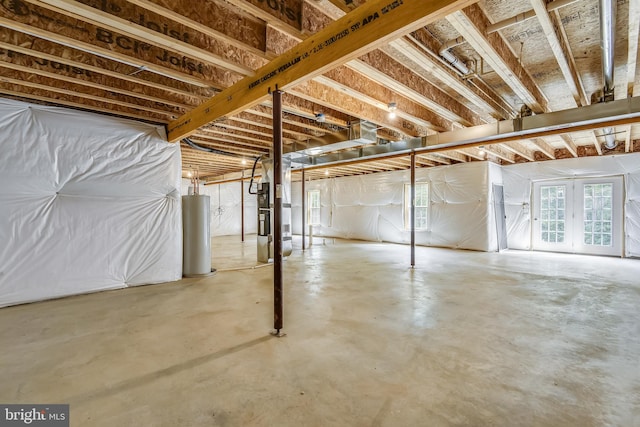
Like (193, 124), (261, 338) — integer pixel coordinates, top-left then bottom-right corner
(600, 0), (617, 148)
(439, 36), (469, 75)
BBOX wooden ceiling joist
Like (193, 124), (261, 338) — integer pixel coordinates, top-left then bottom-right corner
(0, 37), (207, 102)
(126, 0), (269, 58)
(0, 57), (190, 112)
(531, 138), (556, 160)
(447, 4), (548, 113)
(0, 70), (176, 117)
(393, 29), (515, 119)
(354, 50), (484, 126)
(0, 5), (232, 88)
(167, 0), (477, 141)
(0, 84), (169, 123)
(530, 0), (587, 107)
(26, 0), (261, 75)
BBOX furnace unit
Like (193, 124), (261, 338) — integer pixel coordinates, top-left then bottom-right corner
(257, 157), (292, 263)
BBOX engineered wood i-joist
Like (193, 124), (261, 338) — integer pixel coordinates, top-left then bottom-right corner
(27, 0), (264, 75)
(0, 2), (237, 88)
(447, 4), (548, 113)
(167, 0), (478, 141)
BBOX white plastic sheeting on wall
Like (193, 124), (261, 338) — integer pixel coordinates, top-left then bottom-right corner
(0, 98), (182, 307)
(181, 179), (257, 237)
(292, 161), (498, 251)
(502, 153), (640, 257)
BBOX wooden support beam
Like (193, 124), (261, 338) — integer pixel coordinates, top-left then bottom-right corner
(447, 4), (548, 113)
(531, 138), (556, 160)
(625, 126), (632, 153)
(326, 0), (359, 14)
(628, 0), (640, 97)
(290, 80), (421, 137)
(350, 50), (482, 126)
(590, 131), (603, 155)
(126, 0), (268, 56)
(530, 0), (586, 107)
(404, 28), (516, 119)
(550, 7), (589, 106)
(501, 141), (536, 162)
(194, 133), (272, 151)
(314, 72), (443, 133)
(28, 0), (259, 75)
(0, 68), (175, 116)
(437, 150), (468, 163)
(224, 0), (304, 41)
(0, 55), (191, 111)
(419, 153), (450, 165)
(0, 38), (207, 103)
(167, 0), (478, 141)
(559, 135), (579, 158)
(0, 84), (169, 123)
(484, 145), (516, 164)
(457, 147), (485, 160)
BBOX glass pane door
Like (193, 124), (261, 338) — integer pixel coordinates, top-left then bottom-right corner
(573, 177), (623, 256)
(533, 177), (623, 256)
(533, 181), (573, 252)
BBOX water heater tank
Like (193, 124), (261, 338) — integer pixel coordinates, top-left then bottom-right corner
(182, 195), (214, 277)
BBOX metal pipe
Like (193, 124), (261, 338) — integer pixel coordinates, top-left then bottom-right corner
(410, 152), (416, 268)
(439, 36), (469, 75)
(241, 170), (245, 242)
(272, 89), (284, 335)
(301, 168), (306, 251)
(600, 0), (617, 148)
(600, 0), (616, 94)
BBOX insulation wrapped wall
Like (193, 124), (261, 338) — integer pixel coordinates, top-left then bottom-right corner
(182, 179), (257, 237)
(0, 98), (182, 307)
(292, 161), (496, 252)
(502, 153), (640, 257)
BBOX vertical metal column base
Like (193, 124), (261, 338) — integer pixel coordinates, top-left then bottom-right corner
(270, 329), (287, 337)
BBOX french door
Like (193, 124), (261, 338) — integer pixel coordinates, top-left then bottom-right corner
(532, 176), (624, 256)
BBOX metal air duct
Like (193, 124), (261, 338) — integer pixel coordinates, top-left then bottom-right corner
(600, 0), (617, 149)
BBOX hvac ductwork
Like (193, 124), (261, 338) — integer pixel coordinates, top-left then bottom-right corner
(285, 120), (377, 160)
(600, 0), (617, 149)
(439, 36), (469, 75)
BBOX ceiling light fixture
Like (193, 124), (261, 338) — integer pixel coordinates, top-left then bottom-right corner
(324, 169), (329, 176)
(478, 146), (486, 157)
(241, 158), (247, 165)
(388, 102), (397, 119)
(315, 113), (326, 123)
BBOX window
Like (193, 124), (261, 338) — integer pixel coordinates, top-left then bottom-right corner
(539, 185), (566, 243)
(583, 183), (613, 247)
(404, 183), (429, 230)
(307, 190), (320, 225)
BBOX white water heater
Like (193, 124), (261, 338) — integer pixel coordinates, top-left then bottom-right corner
(182, 195), (214, 277)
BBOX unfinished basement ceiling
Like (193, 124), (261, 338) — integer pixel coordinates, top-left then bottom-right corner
(0, 0), (639, 181)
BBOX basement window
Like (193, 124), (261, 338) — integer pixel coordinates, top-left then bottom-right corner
(404, 183), (429, 231)
(308, 190), (321, 225)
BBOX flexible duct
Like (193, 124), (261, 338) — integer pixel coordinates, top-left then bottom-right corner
(600, 0), (617, 148)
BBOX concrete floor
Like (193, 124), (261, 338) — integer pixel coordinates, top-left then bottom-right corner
(1, 236), (639, 426)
